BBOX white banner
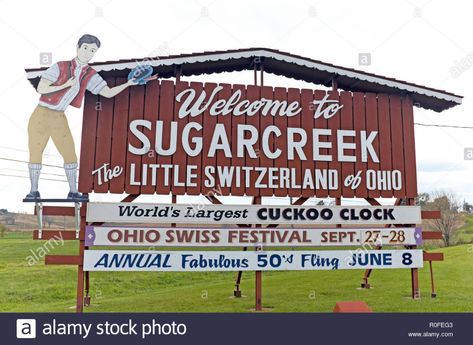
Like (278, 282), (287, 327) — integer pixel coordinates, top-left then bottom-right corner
(86, 203), (421, 225)
(83, 249), (424, 272)
(85, 226), (423, 247)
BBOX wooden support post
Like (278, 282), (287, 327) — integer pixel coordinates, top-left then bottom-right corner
(331, 77), (338, 91)
(76, 194), (138, 312)
(171, 194), (177, 228)
(336, 198), (341, 229)
(234, 247), (247, 297)
(175, 65), (182, 83)
(408, 198), (420, 299)
(361, 198), (402, 289)
(361, 269), (372, 289)
(84, 271), (90, 306)
(253, 196), (262, 311)
(84, 271), (90, 302)
(260, 64), (264, 86)
(83, 196), (90, 307)
(204, 194), (251, 297)
(122, 194), (139, 203)
(429, 261), (436, 298)
(76, 210), (86, 313)
(255, 270), (262, 311)
(361, 197), (381, 288)
(411, 265), (420, 299)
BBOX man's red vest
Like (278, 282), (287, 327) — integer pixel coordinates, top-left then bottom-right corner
(39, 59), (97, 108)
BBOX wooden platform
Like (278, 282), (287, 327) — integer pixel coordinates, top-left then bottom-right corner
(23, 198), (88, 203)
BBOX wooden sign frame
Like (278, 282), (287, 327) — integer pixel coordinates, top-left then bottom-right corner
(30, 64), (446, 313)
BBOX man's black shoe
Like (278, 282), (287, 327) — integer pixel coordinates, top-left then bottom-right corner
(67, 192), (89, 201)
(24, 191), (41, 200)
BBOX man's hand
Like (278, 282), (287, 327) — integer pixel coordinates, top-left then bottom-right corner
(37, 76), (75, 94)
(99, 74), (159, 98)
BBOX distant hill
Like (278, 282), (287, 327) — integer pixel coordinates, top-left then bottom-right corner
(0, 211), (75, 231)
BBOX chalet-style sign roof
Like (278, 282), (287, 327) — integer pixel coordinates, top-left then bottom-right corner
(25, 47), (462, 112)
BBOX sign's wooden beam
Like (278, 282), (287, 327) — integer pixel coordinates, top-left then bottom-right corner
(423, 252), (444, 261)
(421, 210), (441, 219)
(421, 231), (443, 240)
(33, 230), (83, 240)
(34, 206), (75, 216)
(45, 255), (82, 265)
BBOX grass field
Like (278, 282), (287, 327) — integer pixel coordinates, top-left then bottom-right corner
(1, 231), (472, 312)
(456, 214), (473, 244)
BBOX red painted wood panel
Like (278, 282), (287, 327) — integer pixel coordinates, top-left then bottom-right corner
(155, 80), (175, 195)
(273, 87), (288, 197)
(245, 84), (261, 196)
(287, 87), (302, 197)
(172, 81), (190, 196)
(377, 94), (392, 198)
(340, 91), (354, 198)
(230, 84), (247, 196)
(216, 83), (233, 196)
(300, 89), (315, 198)
(389, 95), (405, 198)
(93, 78), (115, 193)
(124, 84), (145, 194)
(200, 83), (218, 196)
(78, 93), (99, 193)
(34, 206), (74, 216)
(365, 93), (380, 198)
(259, 86), (275, 197)
(186, 82), (204, 196)
(109, 77), (131, 193)
(327, 90), (341, 198)
(79, 80), (418, 199)
(353, 92), (367, 198)
(313, 90), (329, 198)
(402, 95), (418, 198)
(45, 255), (81, 265)
(140, 79), (160, 194)
(421, 210), (441, 219)
(33, 230), (82, 240)
(423, 252), (444, 261)
(422, 231), (443, 240)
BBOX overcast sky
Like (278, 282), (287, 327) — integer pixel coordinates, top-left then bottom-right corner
(0, 0), (471, 213)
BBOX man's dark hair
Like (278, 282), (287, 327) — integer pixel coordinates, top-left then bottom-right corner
(77, 34), (101, 48)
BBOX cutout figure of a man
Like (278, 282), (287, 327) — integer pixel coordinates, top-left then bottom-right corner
(26, 34), (136, 200)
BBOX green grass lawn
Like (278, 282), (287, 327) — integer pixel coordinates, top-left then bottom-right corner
(456, 214), (473, 244)
(0, 231), (472, 312)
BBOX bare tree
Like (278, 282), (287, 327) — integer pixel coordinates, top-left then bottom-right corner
(462, 200), (473, 213)
(426, 191), (463, 246)
(416, 192), (430, 207)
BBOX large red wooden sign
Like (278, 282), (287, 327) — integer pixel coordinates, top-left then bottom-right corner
(79, 78), (417, 198)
